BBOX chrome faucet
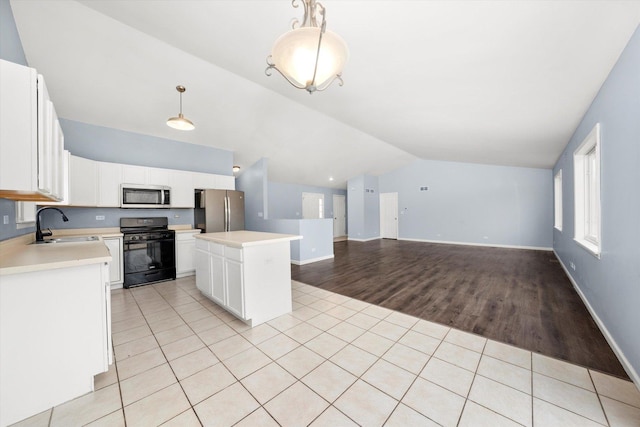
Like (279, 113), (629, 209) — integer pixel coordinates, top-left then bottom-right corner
(35, 207), (69, 242)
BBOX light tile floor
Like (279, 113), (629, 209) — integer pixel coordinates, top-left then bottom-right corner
(12, 277), (640, 427)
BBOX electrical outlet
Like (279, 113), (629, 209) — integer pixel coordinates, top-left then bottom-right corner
(570, 262), (576, 271)
(3, 215), (8, 225)
(95, 215), (105, 221)
(420, 186), (429, 191)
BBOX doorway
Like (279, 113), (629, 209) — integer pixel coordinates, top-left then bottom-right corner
(380, 192), (398, 239)
(302, 192), (324, 219)
(333, 194), (346, 238)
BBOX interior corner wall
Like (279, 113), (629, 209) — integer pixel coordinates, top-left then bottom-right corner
(379, 159), (552, 249)
(236, 158), (269, 231)
(347, 174), (380, 241)
(553, 25), (640, 386)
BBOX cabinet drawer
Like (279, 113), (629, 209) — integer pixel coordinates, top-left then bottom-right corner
(195, 238), (208, 251)
(210, 243), (225, 256)
(225, 247), (243, 262)
(176, 231), (200, 241)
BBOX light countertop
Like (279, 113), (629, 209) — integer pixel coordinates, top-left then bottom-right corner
(0, 237), (111, 276)
(195, 230), (302, 248)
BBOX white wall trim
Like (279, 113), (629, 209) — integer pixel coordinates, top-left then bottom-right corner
(399, 238), (552, 251)
(554, 250), (640, 388)
(348, 236), (381, 242)
(290, 254), (334, 265)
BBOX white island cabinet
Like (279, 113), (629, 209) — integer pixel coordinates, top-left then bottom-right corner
(195, 231), (301, 327)
(0, 240), (112, 427)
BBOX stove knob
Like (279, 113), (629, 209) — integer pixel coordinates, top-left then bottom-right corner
(131, 236), (138, 241)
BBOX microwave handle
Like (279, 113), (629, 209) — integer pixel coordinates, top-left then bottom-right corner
(161, 189), (165, 205)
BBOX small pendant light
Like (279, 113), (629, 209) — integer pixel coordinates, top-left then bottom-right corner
(167, 85), (195, 131)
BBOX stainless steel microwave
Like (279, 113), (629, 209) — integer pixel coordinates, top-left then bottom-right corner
(121, 184), (171, 208)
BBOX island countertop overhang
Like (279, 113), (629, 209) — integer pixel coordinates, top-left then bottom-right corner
(194, 230), (302, 248)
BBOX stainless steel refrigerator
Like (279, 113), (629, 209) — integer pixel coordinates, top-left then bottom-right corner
(194, 189), (245, 232)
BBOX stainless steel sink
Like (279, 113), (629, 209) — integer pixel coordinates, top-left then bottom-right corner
(36, 236), (100, 244)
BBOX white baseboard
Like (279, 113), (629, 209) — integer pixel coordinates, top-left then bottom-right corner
(399, 237), (552, 251)
(110, 283), (123, 290)
(290, 254), (334, 265)
(348, 236), (381, 242)
(554, 250), (640, 388)
(176, 271), (195, 279)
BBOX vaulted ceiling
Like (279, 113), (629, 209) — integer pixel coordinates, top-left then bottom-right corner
(10, 0), (640, 188)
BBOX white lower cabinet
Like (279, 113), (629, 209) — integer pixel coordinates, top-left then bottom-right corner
(210, 249), (225, 306)
(176, 230), (200, 278)
(0, 262), (111, 427)
(103, 236), (123, 287)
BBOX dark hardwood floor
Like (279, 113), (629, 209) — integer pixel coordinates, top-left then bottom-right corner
(291, 239), (628, 378)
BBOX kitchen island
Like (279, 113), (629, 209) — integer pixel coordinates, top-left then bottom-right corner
(195, 231), (302, 326)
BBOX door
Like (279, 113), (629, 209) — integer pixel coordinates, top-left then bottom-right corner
(380, 192), (398, 239)
(226, 190), (245, 231)
(333, 194), (346, 237)
(302, 192), (324, 219)
(203, 189), (226, 232)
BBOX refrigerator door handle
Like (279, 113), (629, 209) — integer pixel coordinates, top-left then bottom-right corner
(224, 196), (229, 232)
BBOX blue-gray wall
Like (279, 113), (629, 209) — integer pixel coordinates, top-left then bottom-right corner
(269, 181), (347, 223)
(347, 174), (380, 241)
(236, 158), (269, 231)
(379, 159), (553, 249)
(553, 25), (640, 384)
(261, 219), (334, 264)
(0, 0), (26, 66)
(236, 158), (336, 263)
(61, 119), (232, 174)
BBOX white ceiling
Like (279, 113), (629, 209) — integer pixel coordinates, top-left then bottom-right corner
(10, 0), (640, 189)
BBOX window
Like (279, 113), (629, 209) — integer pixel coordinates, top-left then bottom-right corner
(554, 170), (562, 231)
(574, 123), (601, 257)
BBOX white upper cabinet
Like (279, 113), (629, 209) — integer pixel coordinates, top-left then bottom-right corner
(97, 162), (122, 207)
(44, 151), (233, 208)
(121, 164), (147, 185)
(147, 168), (170, 186)
(192, 172), (218, 190)
(0, 60), (64, 201)
(169, 170), (194, 208)
(217, 175), (236, 190)
(69, 155), (97, 206)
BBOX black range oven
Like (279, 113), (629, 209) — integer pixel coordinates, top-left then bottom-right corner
(121, 217), (176, 288)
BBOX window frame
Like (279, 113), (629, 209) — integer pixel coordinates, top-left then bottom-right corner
(573, 123), (601, 258)
(553, 169), (563, 231)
